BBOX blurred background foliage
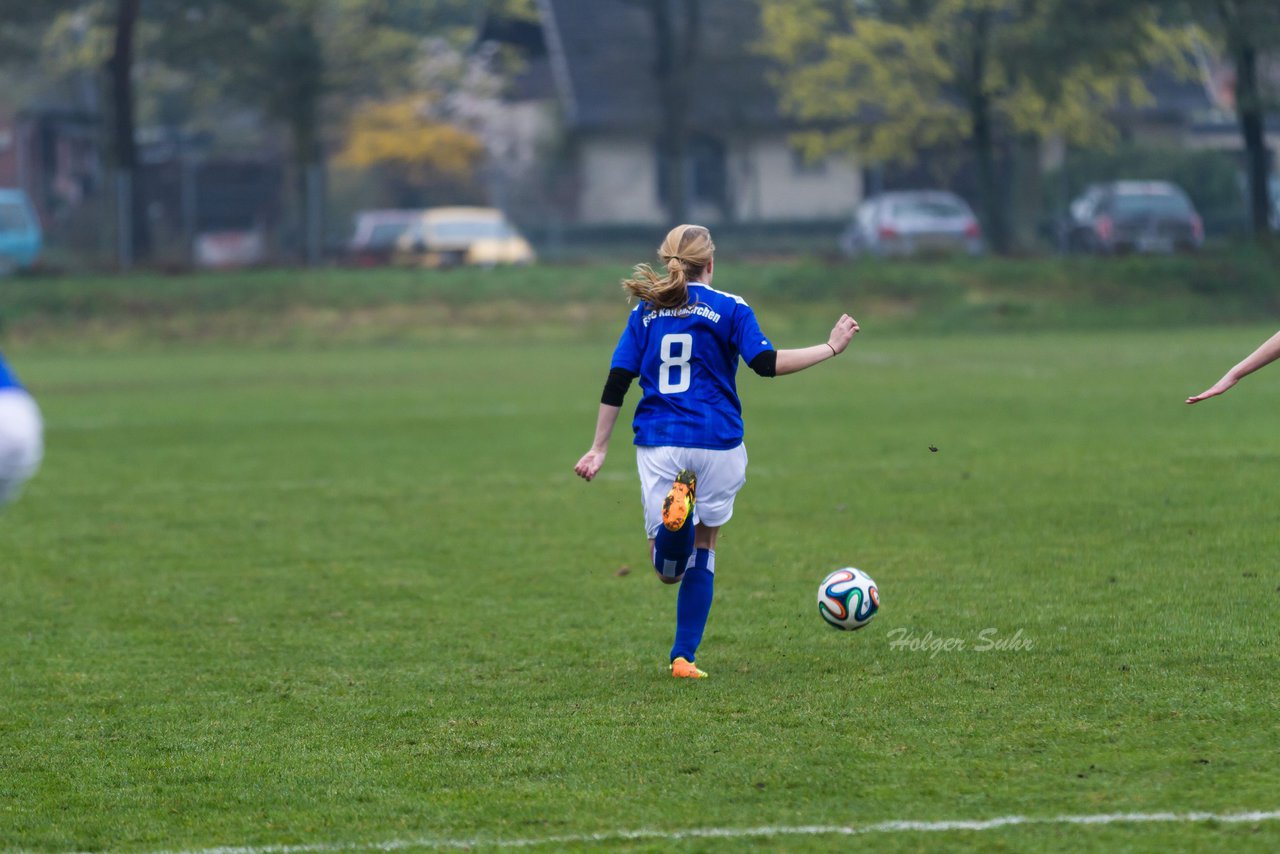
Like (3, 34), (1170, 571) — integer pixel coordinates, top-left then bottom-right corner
(0, 0), (1276, 269)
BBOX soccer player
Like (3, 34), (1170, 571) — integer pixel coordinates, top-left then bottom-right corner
(1187, 328), (1280, 404)
(0, 351), (43, 508)
(574, 224), (859, 678)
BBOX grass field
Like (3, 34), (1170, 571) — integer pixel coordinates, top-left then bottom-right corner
(4, 246), (1280, 348)
(2, 286), (1280, 850)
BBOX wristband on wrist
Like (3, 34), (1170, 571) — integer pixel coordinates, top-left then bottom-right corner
(826, 343), (837, 357)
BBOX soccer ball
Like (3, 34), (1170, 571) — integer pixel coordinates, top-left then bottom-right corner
(817, 567), (879, 630)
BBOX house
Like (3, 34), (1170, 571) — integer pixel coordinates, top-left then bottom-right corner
(534, 0), (861, 228)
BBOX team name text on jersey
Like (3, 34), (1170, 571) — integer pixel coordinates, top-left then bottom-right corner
(642, 304), (722, 327)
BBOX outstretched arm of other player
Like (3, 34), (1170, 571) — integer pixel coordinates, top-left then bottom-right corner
(1187, 328), (1280, 404)
(575, 403), (621, 481)
(775, 314), (860, 376)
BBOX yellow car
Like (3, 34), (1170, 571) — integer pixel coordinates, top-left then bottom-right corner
(394, 207), (536, 268)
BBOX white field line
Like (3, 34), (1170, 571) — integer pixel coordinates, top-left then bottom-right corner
(145, 809), (1280, 854)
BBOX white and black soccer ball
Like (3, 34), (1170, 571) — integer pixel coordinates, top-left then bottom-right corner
(817, 567), (880, 630)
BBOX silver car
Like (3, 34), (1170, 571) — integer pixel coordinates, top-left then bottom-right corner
(840, 191), (984, 258)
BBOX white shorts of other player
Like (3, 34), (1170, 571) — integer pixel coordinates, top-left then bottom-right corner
(636, 443), (748, 539)
(0, 389), (43, 507)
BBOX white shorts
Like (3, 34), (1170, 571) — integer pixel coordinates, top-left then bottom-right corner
(636, 443), (748, 539)
(0, 389), (43, 507)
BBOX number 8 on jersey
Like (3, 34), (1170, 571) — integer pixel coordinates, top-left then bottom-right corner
(659, 333), (693, 394)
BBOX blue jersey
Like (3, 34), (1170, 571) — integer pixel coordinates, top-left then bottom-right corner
(611, 283), (773, 450)
(0, 352), (21, 391)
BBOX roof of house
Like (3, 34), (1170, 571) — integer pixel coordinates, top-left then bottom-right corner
(1125, 70), (1219, 122)
(537, 0), (781, 132)
(535, 0), (1248, 140)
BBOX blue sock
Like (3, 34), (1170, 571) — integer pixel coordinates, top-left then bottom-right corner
(652, 518), (695, 580)
(670, 549), (715, 663)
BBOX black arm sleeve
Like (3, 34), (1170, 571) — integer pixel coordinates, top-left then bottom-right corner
(748, 349), (778, 378)
(601, 367), (638, 406)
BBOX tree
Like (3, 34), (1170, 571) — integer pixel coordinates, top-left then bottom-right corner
(335, 97), (485, 205)
(411, 36), (546, 213)
(1194, 1), (1280, 238)
(171, 0), (481, 263)
(758, 0), (1194, 252)
(1, 0), (152, 264)
(0, 0), (77, 62)
(623, 0), (703, 225)
(108, 0), (151, 264)
(25, 0), (237, 266)
(16, 0), (514, 264)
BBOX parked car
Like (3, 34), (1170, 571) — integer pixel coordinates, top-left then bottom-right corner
(346, 209), (423, 267)
(0, 189), (42, 274)
(194, 229), (267, 270)
(394, 207), (536, 268)
(840, 191), (983, 258)
(1066, 180), (1203, 254)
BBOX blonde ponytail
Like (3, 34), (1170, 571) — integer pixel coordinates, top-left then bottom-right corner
(622, 224), (715, 310)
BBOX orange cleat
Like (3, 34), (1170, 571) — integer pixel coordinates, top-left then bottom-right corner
(661, 469), (697, 532)
(671, 656), (708, 679)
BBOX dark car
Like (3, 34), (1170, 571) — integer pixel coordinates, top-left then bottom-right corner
(1067, 181), (1203, 254)
(346, 209), (421, 267)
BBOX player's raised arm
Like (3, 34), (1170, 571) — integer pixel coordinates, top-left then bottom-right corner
(774, 314), (860, 376)
(1187, 328), (1280, 404)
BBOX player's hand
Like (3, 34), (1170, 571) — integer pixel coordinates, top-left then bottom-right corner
(1186, 374), (1237, 404)
(575, 448), (606, 481)
(828, 314), (860, 355)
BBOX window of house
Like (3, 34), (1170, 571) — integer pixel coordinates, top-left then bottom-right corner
(791, 147), (828, 176)
(656, 134), (727, 214)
